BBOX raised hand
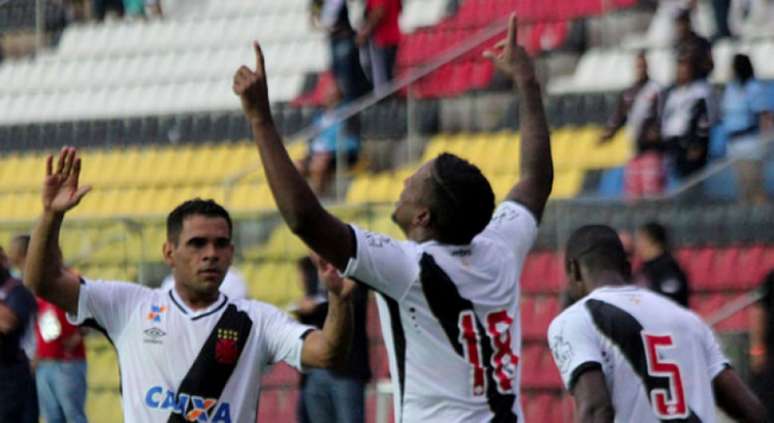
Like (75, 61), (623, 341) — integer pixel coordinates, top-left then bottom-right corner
(314, 255), (356, 300)
(233, 42), (273, 124)
(483, 14), (536, 83)
(42, 147), (91, 215)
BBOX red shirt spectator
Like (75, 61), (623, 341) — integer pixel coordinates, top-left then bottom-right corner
(367, 0), (401, 47)
(34, 298), (85, 361)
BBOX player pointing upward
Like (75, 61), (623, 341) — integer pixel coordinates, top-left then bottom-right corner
(548, 225), (766, 423)
(235, 15), (552, 422)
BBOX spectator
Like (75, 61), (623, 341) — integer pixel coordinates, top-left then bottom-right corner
(600, 52), (664, 199)
(8, 235), (88, 423)
(91, 0), (124, 20)
(311, 0), (371, 102)
(722, 53), (774, 204)
(0, 246), (38, 423)
(661, 50), (717, 179)
(161, 266), (248, 299)
(294, 254), (370, 423)
(633, 222), (689, 307)
(357, 0), (401, 94)
(751, 270), (774, 418)
(674, 8), (714, 79)
(296, 83), (360, 196)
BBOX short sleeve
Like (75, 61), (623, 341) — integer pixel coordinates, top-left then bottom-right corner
(547, 306), (604, 391)
(748, 81), (772, 113)
(341, 225), (420, 300)
(479, 201), (538, 261)
(700, 322), (730, 379)
(260, 303), (314, 371)
(66, 278), (149, 339)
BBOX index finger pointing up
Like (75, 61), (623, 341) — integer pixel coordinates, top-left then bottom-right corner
(507, 13), (518, 47)
(253, 41), (265, 73)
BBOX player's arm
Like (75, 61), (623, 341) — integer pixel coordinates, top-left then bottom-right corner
(484, 15), (553, 222)
(233, 43), (354, 271)
(300, 257), (354, 368)
(712, 368), (767, 423)
(24, 147), (91, 315)
(571, 369), (615, 423)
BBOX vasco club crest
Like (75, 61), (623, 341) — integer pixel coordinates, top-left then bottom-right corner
(215, 329), (239, 365)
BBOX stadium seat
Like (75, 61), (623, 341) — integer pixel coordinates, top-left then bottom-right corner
(522, 296), (561, 341)
(521, 252), (564, 294)
(262, 363), (300, 388)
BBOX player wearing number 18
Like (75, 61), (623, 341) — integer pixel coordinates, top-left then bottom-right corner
(234, 14), (552, 423)
(548, 225), (766, 423)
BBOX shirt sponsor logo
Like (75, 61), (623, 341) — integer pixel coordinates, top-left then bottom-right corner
(145, 386), (232, 423)
(147, 305), (168, 323)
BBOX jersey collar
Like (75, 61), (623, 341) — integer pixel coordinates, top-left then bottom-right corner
(168, 287), (229, 321)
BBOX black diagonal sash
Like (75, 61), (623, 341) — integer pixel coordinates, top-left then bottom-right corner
(168, 304), (253, 423)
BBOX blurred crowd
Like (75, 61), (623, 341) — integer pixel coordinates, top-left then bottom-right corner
(601, 7), (774, 202)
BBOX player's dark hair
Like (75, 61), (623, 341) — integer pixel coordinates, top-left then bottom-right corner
(11, 234), (31, 255)
(426, 153), (495, 245)
(639, 222), (669, 250)
(732, 54), (755, 84)
(566, 225), (631, 278)
(166, 198), (233, 244)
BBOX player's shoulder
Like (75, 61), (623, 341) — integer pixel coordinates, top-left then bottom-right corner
(488, 201), (538, 230)
(351, 223), (420, 253)
(228, 297), (287, 321)
(548, 297), (591, 335)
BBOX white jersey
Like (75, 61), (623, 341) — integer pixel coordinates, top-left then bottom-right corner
(548, 286), (729, 423)
(161, 268), (248, 300)
(67, 278), (312, 423)
(342, 201), (538, 422)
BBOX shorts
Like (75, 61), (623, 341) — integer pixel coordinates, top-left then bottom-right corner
(727, 134), (763, 161)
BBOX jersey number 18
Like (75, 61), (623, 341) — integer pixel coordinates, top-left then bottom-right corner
(458, 310), (519, 396)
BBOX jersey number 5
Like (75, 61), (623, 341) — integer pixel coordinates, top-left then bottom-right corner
(458, 310), (519, 396)
(642, 333), (688, 419)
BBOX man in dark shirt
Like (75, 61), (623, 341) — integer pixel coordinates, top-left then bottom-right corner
(600, 51), (664, 198)
(311, 0), (371, 102)
(0, 247), (38, 422)
(633, 222), (689, 307)
(674, 9), (714, 80)
(295, 255), (371, 423)
(751, 270), (774, 418)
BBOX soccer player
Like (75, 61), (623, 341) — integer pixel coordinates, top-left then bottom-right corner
(24, 147), (356, 423)
(548, 225), (766, 423)
(234, 14), (553, 422)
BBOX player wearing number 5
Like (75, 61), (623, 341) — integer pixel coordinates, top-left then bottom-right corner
(234, 14), (552, 423)
(549, 225), (766, 423)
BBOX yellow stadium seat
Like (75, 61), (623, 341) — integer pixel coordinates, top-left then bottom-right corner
(551, 170), (584, 199)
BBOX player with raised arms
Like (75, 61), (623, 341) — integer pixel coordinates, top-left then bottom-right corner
(24, 147), (356, 422)
(234, 14), (553, 422)
(549, 225), (766, 423)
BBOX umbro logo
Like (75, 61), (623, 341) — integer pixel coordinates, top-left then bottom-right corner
(145, 327), (166, 338)
(144, 327), (166, 344)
